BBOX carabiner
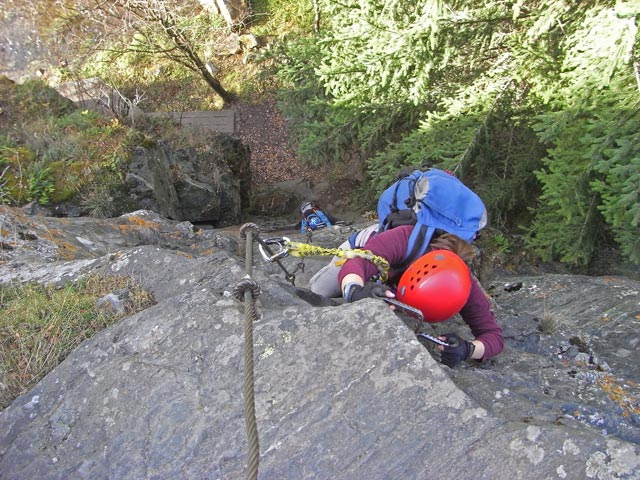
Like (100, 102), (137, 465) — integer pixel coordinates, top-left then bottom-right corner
(258, 237), (290, 262)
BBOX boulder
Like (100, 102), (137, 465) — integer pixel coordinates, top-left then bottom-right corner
(55, 77), (144, 121)
(127, 135), (251, 225)
(250, 178), (316, 218)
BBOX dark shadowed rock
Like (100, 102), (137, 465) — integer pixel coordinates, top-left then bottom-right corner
(250, 178), (316, 218)
(1, 209), (639, 479)
(128, 135), (251, 225)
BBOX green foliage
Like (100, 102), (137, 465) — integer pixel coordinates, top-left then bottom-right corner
(592, 116), (640, 264)
(365, 82), (545, 230)
(366, 106), (490, 194)
(72, 2), (237, 105)
(465, 87), (546, 229)
(529, 75), (640, 265)
(0, 80), (132, 211)
(523, 4), (639, 265)
(0, 145), (37, 204)
(489, 232), (512, 255)
(0, 275), (155, 409)
(80, 170), (131, 219)
(250, 0), (315, 36)
(26, 162), (55, 205)
(278, 0), (640, 266)
(78, 149), (134, 219)
(9, 79), (75, 120)
(276, 36), (426, 166)
(53, 109), (103, 131)
(3, 0), (639, 268)
(45, 161), (82, 203)
(316, 0), (443, 106)
(278, 0), (530, 187)
(0, 135), (17, 149)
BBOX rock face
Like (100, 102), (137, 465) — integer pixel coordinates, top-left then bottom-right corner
(127, 135), (251, 225)
(1, 208), (639, 479)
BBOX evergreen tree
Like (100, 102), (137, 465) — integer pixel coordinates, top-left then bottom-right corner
(277, 0), (640, 266)
(525, 3), (639, 265)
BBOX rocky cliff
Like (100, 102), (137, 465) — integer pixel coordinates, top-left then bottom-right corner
(0, 206), (639, 479)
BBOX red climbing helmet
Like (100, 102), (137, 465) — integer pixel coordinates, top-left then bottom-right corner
(396, 249), (471, 323)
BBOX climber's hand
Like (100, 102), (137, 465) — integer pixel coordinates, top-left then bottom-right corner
(439, 333), (474, 368)
(345, 282), (390, 303)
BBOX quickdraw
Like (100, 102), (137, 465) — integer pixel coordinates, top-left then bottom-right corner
(243, 225), (301, 285)
(258, 236), (391, 282)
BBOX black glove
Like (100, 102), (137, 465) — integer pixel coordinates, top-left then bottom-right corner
(440, 333), (474, 368)
(344, 282), (388, 302)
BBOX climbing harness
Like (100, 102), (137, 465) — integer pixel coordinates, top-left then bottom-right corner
(254, 231), (445, 346)
(258, 236), (391, 283)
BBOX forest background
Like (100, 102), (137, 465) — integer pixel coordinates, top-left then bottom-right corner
(1, 0), (639, 272)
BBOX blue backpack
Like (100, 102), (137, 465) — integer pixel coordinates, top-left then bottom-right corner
(377, 168), (487, 269)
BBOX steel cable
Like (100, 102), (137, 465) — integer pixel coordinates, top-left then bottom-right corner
(234, 224), (262, 480)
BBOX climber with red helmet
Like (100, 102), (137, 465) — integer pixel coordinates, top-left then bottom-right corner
(338, 225), (503, 368)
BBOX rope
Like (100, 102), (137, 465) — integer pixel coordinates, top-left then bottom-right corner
(235, 225), (261, 480)
(240, 223), (258, 274)
(283, 240), (391, 282)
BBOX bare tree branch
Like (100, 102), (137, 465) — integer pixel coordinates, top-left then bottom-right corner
(70, 0), (235, 104)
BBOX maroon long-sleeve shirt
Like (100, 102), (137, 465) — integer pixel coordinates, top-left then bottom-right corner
(338, 225), (503, 360)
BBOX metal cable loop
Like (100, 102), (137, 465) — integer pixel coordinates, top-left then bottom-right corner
(241, 286), (259, 480)
(233, 278), (261, 302)
(239, 222), (260, 238)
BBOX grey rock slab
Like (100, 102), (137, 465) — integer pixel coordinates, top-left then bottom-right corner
(1, 291), (639, 479)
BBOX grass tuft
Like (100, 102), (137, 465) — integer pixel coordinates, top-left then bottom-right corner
(0, 274), (155, 409)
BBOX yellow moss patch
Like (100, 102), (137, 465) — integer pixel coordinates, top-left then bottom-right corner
(57, 242), (80, 261)
(126, 216), (160, 230)
(46, 226), (64, 235)
(597, 374), (640, 417)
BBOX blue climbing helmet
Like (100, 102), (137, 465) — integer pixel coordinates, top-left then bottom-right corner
(300, 201), (331, 233)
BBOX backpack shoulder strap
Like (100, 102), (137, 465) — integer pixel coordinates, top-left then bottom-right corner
(395, 224), (437, 271)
